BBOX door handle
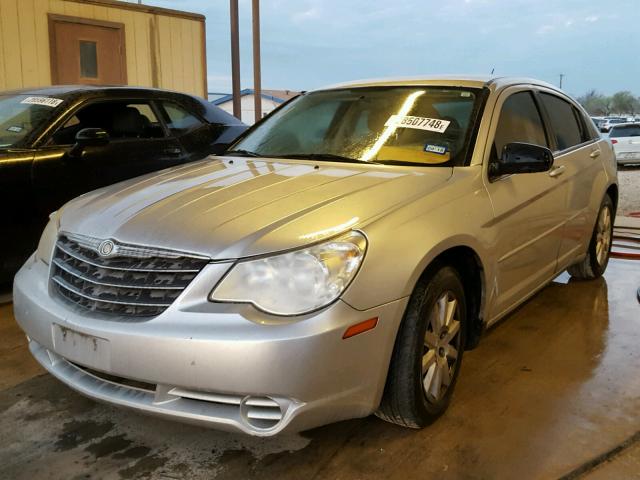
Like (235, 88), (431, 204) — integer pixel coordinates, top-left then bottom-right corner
(548, 165), (565, 178)
(590, 149), (601, 158)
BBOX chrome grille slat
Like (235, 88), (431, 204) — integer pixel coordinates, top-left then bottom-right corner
(50, 234), (209, 319)
(51, 258), (185, 290)
(56, 242), (201, 273)
(52, 275), (173, 307)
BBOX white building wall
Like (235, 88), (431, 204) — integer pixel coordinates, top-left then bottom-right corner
(217, 95), (282, 124)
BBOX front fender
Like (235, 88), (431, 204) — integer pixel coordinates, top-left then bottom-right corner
(341, 167), (495, 312)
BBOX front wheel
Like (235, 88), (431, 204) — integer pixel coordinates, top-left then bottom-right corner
(567, 195), (614, 280)
(377, 265), (467, 428)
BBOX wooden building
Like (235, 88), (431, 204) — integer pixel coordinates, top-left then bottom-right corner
(0, 0), (207, 97)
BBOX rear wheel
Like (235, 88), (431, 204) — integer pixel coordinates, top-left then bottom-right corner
(567, 195), (614, 280)
(377, 265), (466, 428)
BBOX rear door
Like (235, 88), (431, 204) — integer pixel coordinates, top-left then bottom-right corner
(483, 87), (566, 319)
(536, 90), (603, 267)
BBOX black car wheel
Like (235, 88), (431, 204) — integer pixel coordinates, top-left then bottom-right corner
(568, 195), (614, 280)
(377, 265), (467, 428)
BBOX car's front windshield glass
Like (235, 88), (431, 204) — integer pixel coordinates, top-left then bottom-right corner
(0, 94), (62, 148)
(229, 86), (483, 166)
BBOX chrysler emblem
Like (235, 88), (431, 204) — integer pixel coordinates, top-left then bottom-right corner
(98, 240), (115, 257)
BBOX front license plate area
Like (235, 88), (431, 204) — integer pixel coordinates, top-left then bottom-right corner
(52, 324), (111, 371)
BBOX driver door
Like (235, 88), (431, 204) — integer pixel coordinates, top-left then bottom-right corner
(32, 98), (186, 213)
(484, 88), (566, 320)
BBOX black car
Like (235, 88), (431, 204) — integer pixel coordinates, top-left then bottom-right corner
(0, 85), (246, 285)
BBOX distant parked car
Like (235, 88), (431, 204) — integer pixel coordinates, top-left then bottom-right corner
(600, 117), (626, 133)
(0, 85), (247, 284)
(609, 123), (640, 165)
(591, 117), (605, 130)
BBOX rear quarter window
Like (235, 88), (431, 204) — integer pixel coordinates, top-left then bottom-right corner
(539, 93), (584, 151)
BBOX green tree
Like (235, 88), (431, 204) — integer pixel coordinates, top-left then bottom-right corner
(610, 91), (640, 115)
(577, 90), (610, 115)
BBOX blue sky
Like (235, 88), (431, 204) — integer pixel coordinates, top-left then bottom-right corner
(147, 0), (638, 97)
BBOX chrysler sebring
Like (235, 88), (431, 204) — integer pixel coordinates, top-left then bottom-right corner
(14, 76), (618, 436)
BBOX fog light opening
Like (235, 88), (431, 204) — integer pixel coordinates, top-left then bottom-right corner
(239, 396), (284, 430)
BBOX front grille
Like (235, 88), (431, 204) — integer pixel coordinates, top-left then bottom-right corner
(50, 234), (209, 319)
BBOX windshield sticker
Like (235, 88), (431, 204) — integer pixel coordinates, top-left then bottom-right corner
(20, 96), (63, 108)
(6, 125), (23, 133)
(385, 115), (450, 133)
(424, 143), (447, 155)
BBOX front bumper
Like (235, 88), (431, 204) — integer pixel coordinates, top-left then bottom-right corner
(13, 255), (408, 436)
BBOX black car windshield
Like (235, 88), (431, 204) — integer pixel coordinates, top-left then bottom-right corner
(0, 94), (62, 148)
(229, 86), (483, 166)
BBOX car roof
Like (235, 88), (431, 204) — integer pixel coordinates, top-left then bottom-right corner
(1, 84), (245, 126)
(318, 75), (561, 93)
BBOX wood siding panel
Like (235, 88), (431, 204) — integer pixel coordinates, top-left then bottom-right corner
(0, 0), (205, 96)
(16, 0), (39, 88)
(33, 0), (52, 85)
(0, 1), (7, 89)
(132, 12), (151, 88)
(169, 16), (184, 92)
(155, 14), (173, 90)
(0, 0), (23, 89)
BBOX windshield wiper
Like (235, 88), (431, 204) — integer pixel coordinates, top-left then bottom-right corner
(376, 159), (450, 167)
(275, 153), (378, 165)
(224, 149), (260, 157)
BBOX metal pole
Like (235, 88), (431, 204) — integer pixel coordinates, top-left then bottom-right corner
(230, 0), (241, 119)
(252, 0), (262, 123)
(559, 73), (564, 89)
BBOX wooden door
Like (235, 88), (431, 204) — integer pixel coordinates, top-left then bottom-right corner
(49, 14), (127, 85)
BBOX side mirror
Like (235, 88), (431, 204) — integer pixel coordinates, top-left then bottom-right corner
(68, 128), (110, 157)
(489, 142), (554, 177)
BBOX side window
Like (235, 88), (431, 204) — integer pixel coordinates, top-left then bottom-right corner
(160, 102), (205, 135)
(539, 93), (584, 151)
(51, 101), (164, 145)
(493, 91), (548, 158)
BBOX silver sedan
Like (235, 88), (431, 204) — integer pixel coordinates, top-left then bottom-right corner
(14, 76), (617, 436)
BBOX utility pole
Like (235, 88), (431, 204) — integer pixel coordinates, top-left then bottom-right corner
(230, 0), (241, 119)
(252, 0), (262, 123)
(559, 73), (565, 89)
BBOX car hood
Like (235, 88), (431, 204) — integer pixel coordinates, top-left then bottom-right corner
(59, 157), (453, 259)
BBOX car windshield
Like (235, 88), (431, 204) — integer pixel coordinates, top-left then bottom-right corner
(610, 125), (640, 137)
(229, 86), (483, 166)
(0, 94), (62, 148)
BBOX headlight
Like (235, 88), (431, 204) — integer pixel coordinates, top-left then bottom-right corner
(36, 211), (60, 264)
(210, 231), (367, 316)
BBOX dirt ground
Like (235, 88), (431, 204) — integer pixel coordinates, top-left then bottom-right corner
(2, 259), (640, 480)
(617, 166), (640, 215)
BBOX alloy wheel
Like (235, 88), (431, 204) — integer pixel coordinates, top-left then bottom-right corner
(595, 205), (612, 267)
(422, 291), (461, 403)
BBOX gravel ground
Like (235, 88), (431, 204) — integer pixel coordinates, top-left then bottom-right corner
(617, 166), (640, 215)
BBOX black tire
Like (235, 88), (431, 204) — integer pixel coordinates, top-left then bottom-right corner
(376, 265), (467, 428)
(567, 195), (614, 280)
